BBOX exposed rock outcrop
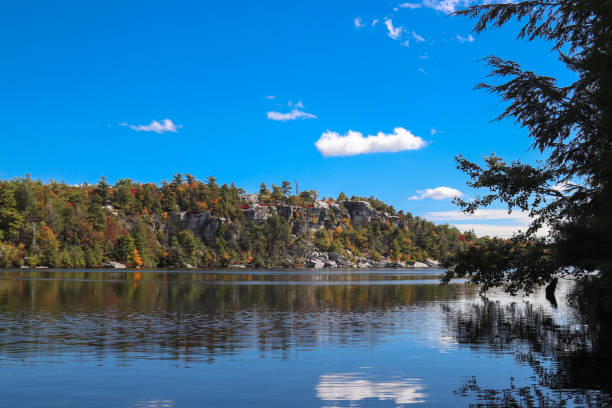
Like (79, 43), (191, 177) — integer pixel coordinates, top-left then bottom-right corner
(343, 200), (379, 227)
(306, 251), (351, 269)
(103, 261), (127, 269)
(163, 200), (441, 269)
(425, 259), (440, 267)
(411, 262), (429, 268)
(243, 204), (277, 221)
(167, 211), (227, 245)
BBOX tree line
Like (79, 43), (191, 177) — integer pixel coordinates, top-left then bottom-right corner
(0, 174), (474, 268)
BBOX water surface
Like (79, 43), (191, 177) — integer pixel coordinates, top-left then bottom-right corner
(0, 269), (608, 407)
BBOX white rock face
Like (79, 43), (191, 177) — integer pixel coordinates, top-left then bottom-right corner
(104, 261), (127, 269)
(314, 200), (330, 209)
(411, 262), (428, 268)
(425, 259), (440, 267)
(306, 259), (325, 268)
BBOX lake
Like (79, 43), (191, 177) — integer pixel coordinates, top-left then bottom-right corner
(0, 269), (609, 407)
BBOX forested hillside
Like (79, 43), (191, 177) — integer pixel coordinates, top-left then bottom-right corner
(0, 174), (475, 268)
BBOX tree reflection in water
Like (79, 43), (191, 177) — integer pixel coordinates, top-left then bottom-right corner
(444, 290), (612, 407)
(0, 269), (470, 362)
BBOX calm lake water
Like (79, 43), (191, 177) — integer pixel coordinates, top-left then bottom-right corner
(0, 269), (609, 407)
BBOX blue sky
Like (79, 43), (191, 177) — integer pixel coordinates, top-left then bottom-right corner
(0, 0), (573, 236)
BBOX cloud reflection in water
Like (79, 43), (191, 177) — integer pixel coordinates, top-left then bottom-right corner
(317, 373), (426, 404)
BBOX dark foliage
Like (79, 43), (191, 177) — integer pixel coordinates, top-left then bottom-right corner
(444, 0), (612, 294)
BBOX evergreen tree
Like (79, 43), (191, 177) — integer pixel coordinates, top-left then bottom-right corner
(116, 234), (136, 264)
(444, 0), (612, 294)
(0, 182), (24, 242)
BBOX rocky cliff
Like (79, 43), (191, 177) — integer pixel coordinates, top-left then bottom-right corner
(166, 200), (437, 269)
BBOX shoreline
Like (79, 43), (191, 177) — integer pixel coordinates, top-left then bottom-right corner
(4, 266), (446, 272)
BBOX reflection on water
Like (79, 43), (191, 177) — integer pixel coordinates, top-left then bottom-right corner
(129, 400), (174, 408)
(0, 269), (470, 362)
(0, 269), (609, 407)
(317, 373), (426, 404)
(445, 296), (612, 407)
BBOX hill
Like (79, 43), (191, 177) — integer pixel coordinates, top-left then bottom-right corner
(0, 174), (476, 268)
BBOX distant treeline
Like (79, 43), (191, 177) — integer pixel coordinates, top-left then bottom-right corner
(0, 174), (476, 268)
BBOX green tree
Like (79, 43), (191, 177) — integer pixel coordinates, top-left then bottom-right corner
(258, 182), (270, 202)
(271, 184), (283, 201)
(443, 0), (612, 294)
(178, 230), (200, 267)
(0, 182), (24, 242)
(37, 224), (60, 267)
(116, 234), (136, 263)
(281, 181), (292, 197)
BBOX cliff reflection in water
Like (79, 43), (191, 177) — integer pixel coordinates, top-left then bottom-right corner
(0, 269), (471, 362)
(444, 293), (612, 406)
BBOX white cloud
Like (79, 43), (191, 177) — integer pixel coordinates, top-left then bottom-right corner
(119, 119), (180, 134)
(419, 52), (430, 59)
(552, 181), (579, 193)
(265, 95), (276, 100)
(354, 17), (365, 28)
(452, 224), (528, 238)
(410, 186), (463, 200)
(424, 209), (541, 238)
(398, 2), (422, 9)
(430, 128), (440, 135)
(402, 40), (411, 47)
(371, 19), (379, 27)
(419, 67), (427, 74)
(456, 34), (475, 43)
(425, 209), (532, 222)
(412, 31), (425, 42)
(384, 18), (403, 40)
(422, 0), (471, 13)
(267, 106), (317, 121)
(315, 127), (426, 157)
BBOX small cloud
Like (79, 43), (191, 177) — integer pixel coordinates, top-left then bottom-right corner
(419, 68), (427, 74)
(430, 128), (440, 135)
(423, 0), (470, 13)
(451, 224), (527, 238)
(401, 40), (410, 47)
(315, 127), (427, 157)
(552, 181), (579, 193)
(419, 52), (430, 59)
(384, 18), (403, 40)
(354, 17), (365, 28)
(456, 34), (475, 43)
(119, 119), (180, 134)
(398, 2), (422, 9)
(424, 209), (541, 238)
(265, 95), (276, 100)
(267, 102), (317, 121)
(371, 19), (379, 27)
(425, 209), (531, 221)
(411, 31), (425, 42)
(409, 186), (463, 200)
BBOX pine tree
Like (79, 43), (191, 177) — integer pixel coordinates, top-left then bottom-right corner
(444, 0), (612, 294)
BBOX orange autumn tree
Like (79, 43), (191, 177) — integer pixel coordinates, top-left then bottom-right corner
(132, 248), (143, 268)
